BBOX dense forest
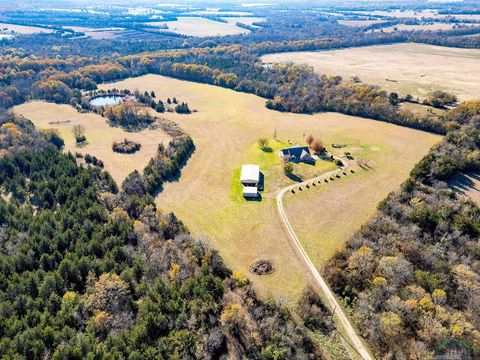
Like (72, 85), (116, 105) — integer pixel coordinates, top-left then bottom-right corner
(325, 101), (480, 359)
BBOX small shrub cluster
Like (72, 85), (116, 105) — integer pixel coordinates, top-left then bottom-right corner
(85, 153), (104, 168)
(112, 138), (141, 154)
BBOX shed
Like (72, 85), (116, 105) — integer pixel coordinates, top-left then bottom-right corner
(243, 186), (258, 198)
(240, 164), (260, 187)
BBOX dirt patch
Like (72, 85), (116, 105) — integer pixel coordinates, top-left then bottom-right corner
(249, 258), (275, 275)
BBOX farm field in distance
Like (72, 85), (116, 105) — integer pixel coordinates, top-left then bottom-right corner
(98, 75), (440, 302)
(374, 23), (460, 33)
(0, 22), (54, 34)
(261, 43), (480, 102)
(147, 17), (250, 37)
(221, 16), (266, 27)
(14, 102), (172, 184)
(337, 19), (387, 27)
(350, 9), (480, 20)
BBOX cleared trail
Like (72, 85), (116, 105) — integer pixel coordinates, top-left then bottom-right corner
(276, 164), (373, 360)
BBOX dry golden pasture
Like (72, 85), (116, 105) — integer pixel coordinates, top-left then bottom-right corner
(63, 26), (124, 40)
(350, 10), (480, 20)
(0, 22), (54, 34)
(374, 23), (459, 33)
(337, 19), (386, 27)
(448, 173), (480, 207)
(221, 17), (266, 27)
(147, 17), (249, 37)
(261, 43), (480, 102)
(99, 75), (440, 302)
(14, 102), (171, 185)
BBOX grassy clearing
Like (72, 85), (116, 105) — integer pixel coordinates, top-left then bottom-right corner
(448, 172), (480, 207)
(350, 10), (480, 20)
(63, 26), (124, 40)
(337, 19), (386, 27)
(0, 22), (54, 34)
(98, 74), (440, 303)
(147, 17), (249, 37)
(374, 23), (461, 33)
(221, 17), (266, 27)
(13, 102), (171, 185)
(399, 102), (445, 116)
(261, 43), (480, 102)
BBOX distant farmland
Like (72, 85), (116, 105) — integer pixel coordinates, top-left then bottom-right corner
(147, 17), (250, 37)
(0, 22), (54, 34)
(261, 43), (480, 102)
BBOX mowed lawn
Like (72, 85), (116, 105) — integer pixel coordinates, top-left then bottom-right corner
(261, 43), (480, 102)
(14, 102), (171, 185)
(97, 75), (440, 302)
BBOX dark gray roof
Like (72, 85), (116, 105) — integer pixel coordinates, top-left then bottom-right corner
(280, 146), (312, 160)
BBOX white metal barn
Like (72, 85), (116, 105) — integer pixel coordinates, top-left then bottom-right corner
(240, 164), (260, 198)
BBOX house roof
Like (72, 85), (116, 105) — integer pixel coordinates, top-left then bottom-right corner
(240, 164), (260, 182)
(280, 146), (311, 160)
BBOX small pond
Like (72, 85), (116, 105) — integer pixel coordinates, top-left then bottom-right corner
(90, 96), (123, 106)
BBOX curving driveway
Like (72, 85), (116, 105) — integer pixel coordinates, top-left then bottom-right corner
(276, 162), (373, 360)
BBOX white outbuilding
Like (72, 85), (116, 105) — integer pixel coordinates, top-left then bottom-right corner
(240, 164), (260, 187)
(240, 164), (260, 198)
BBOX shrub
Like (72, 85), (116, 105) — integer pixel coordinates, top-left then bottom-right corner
(72, 124), (86, 144)
(175, 102), (191, 114)
(284, 162), (294, 175)
(112, 139), (141, 154)
(258, 138), (269, 150)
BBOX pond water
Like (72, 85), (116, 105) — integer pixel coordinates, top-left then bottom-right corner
(90, 96), (123, 106)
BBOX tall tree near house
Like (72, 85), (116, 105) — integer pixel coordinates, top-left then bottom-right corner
(306, 134), (314, 146)
(311, 139), (325, 154)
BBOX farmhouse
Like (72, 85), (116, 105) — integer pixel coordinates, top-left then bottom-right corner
(279, 146), (313, 163)
(240, 164), (260, 198)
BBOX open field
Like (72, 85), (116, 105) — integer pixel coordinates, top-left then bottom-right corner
(13, 102), (171, 185)
(448, 172), (480, 207)
(64, 26), (124, 40)
(0, 22), (54, 34)
(261, 43), (480, 102)
(99, 75), (440, 302)
(147, 17), (250, 37)
(221, 17), (266, 27)
(375, 23), (459, 33)
(350, 10), (480, 21)
(399, 102), (445, 117)
(337, 19), (386, 27)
